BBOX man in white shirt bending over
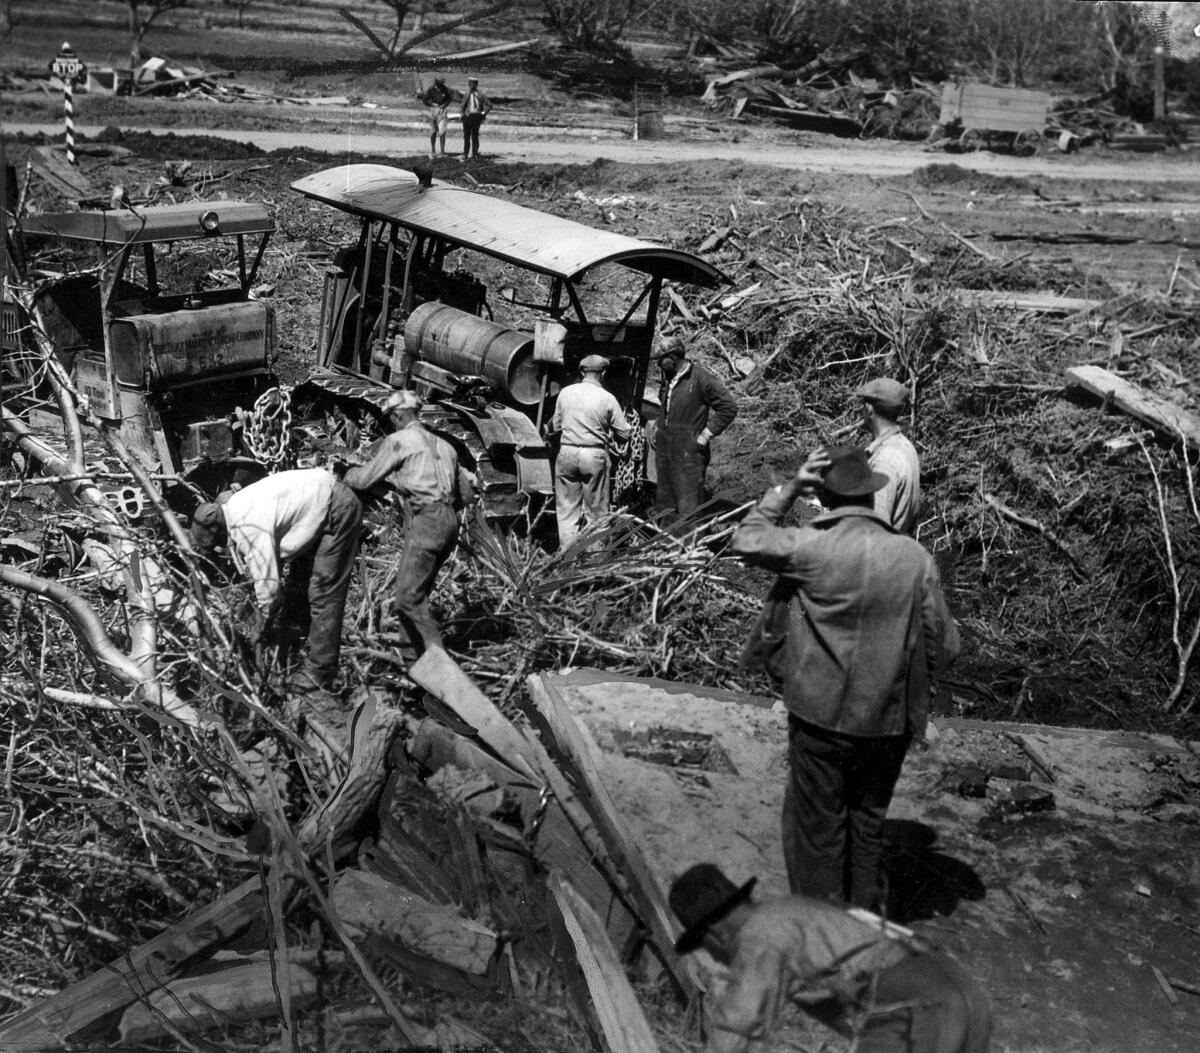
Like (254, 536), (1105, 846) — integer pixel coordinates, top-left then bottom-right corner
(190, 468), (363, 707)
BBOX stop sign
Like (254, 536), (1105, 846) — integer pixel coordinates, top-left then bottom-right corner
(50, 43), (85, 83)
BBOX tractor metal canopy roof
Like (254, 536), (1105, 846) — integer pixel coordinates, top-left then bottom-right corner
(291, 164), (726, 288)
(21, 201), (275, 245)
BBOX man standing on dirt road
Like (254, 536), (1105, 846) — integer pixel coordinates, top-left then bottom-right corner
(654, 333), (738, 529)
(460, 76), (492, 161)
(857, 377), (920, 534)
(419, 76), (453, 158)
(732, 446), (959, 912)
(548, 354), (632, 549)
(343, 390), (475, 660)
(669, 863), (991, 1053)
(190, 468), (364, 709)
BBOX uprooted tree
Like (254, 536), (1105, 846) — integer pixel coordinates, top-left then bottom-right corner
(338, 0), (514, 61)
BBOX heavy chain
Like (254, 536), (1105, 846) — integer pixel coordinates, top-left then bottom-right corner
(244, 385), (293, 471)
(613, 407), (647, 507)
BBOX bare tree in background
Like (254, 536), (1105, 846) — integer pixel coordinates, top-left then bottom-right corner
(540, 0), (654, 56)
(339, 0), (512, 61)
(126, 0), (193, 69)
(221, 0), (257, 30)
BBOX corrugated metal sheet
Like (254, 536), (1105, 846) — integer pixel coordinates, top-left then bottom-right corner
(291, 164), (725, 289)
(21, 202), (274, 245)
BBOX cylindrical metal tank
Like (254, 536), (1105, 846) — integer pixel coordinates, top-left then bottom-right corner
(404, 302), (540, 406)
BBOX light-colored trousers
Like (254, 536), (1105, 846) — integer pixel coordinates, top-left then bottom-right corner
(555, 445), (610, 549)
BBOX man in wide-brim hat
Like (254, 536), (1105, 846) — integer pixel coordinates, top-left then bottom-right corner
(731, 446), (960, 912)
(668, 862), (992, 1053)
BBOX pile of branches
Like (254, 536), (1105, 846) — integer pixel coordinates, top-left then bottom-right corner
(632, 182), (1200, 732)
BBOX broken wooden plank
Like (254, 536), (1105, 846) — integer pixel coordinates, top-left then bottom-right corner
(0, 878), (267, 1049)
(526, 673), (702, 1000)
(117, 960), (319, 1043)
(958, 289), (1103, 314)
(298, 690), (403, 859)
(1065, 364), (1200, 451)
(332, 869), (499, 977)
(31, 146), (100, 204)
(416, 37), (539, 63)
(547, 870), (662, 1053)
(1152, 964), (1180, 1005)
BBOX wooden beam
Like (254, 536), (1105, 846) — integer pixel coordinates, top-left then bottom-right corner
(526, 674), (702, 1000)
(547, 871), (662, 1053)
(117, 960), (319, 1044)
(1065, 364), (1200, 450)
(333, 869), (499, 977)
(0, 878), (267, 1049)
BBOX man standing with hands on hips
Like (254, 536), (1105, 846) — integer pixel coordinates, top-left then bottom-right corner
(653, 333), (738, 528)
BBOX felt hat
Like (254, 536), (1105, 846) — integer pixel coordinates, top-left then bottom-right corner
(820, 445), (889, 497)
(382, 389), (423, 414)
(655, 334), (686, 360)
(434, 76), (446, 84)
(468, 76), (479, 84)
(669, 863), (758, 954)
(190, 501), (226, 551)
(854, 377), (910, 412)
(579, 354), (609, 372)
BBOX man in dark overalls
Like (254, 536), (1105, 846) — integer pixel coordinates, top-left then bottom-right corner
(653, 334), (738, 528)
(344, 390), (475, 657)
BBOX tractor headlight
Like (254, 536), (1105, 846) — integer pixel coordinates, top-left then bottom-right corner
(199, 210), (220, 234)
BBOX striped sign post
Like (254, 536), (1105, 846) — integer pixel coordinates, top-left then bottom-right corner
(49, 42), (86, 167)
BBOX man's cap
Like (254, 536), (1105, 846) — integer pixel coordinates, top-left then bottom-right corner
(579, 354), (609, 372)
(820, 444), (889, 497)
(382, 389), (423, 414)
(669, 863), (758, 954)
(190, 501), (226, 551)
(434, 76), (446, 84)
(655, 334), (686, 360)
(854, 377), (909, 411)
(468, 76), (479, 84)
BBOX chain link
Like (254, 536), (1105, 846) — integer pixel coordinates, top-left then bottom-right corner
(243, 386), (293, 471)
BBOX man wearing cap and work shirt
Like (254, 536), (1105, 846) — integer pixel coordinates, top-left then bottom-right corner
(548, 354), (631, 549)
(856, 377), (920, 535)
(668, 862), (991, 1053)
(654, 333), (738, 527)
(343, 389), (475, 657)
(731, 446), (959, 913)
(419, 76), (453, 157)
(190, 468), (363, 706)
(460, 76), (491, 161)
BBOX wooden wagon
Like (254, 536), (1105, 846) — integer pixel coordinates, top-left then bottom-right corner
(937, 81), (1050, 155)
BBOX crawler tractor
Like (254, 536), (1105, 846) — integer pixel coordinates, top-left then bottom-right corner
(289, 164), (726, 521)
(14, 201), (279, 501)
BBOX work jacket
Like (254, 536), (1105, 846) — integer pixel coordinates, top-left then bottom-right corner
(657, 361), (738, 438)
(344, 421), (473, 511)
(732, 483), (959, 738)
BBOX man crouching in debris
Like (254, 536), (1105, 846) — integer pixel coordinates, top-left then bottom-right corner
(190, 468), (363, 707)
(343, 389), (475, 660)
(731, 446), (959, 912)
(669, 863), (991, 1053)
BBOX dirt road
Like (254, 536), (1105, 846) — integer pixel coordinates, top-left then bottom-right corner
(12, 120), (1200, 182)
